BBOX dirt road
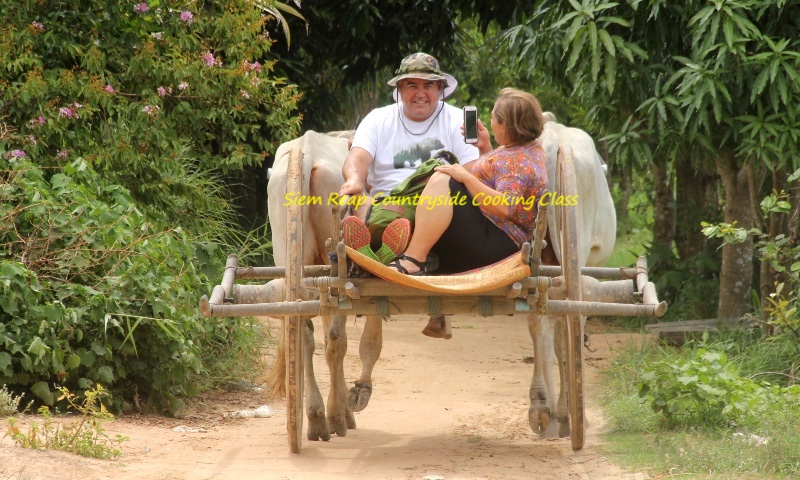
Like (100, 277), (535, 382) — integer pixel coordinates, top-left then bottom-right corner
(1, 314), (649, 479)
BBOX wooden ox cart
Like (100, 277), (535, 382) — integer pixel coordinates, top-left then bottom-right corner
(200, 146), (667, 453)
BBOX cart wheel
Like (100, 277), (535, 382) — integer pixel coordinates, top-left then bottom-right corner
(285, 148), (305, 453)
(556, 146), (584, 451)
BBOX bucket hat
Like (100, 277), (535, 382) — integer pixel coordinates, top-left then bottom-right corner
(388, 52), (457, 100)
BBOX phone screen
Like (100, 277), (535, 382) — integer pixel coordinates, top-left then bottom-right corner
(464, 108), (478, 144)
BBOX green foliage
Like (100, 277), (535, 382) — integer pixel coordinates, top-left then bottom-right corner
(0, 0), (301, 221)
(702, 167), (800, 338)
(0, 155), (226, 413)
(197, 318), (271, 391)
(0, 0), (298, 414)
(504, 1), (800, 169)
(639, 339), (800, 428)
(601, 338), (800, 479)
(4, 385), (127, 459)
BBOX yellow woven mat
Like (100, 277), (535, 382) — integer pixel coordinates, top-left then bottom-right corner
(345, 246), (530, 294)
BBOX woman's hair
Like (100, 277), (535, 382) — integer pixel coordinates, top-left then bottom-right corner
(493, 87), (544, 144)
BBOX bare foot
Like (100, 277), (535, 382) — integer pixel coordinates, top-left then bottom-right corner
(421, 315), (452, 339)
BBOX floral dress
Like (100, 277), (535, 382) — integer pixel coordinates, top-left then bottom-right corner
(470, 141), (549, 247)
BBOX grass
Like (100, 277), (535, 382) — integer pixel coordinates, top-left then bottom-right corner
(0, 385), (25, 417)
(197, 317), (272, 391)
(597, 337), (800, 479)
(4, 385), (127, 459)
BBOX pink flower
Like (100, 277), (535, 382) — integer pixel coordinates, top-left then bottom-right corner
(58, 102), (83, 119)
(203, 52), (221, 67)
(158, 86), (167, 96)
(180, 11), (193, 24)
(178, 81), (189, 91)
(5, 150), (26, 160)
(57, 149), (70, 159)
(240, 90), (250, 99)
(142, 105), (160, 116)
(39, 116), (45, 124)
(31, 21), (44, 32)
(244, 61), (261, 73)
(105, 84), (115, 93)
(134, 3), (148, 13)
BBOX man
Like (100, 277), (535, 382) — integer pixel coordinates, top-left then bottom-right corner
(339, 52), (478, 338)
(339, 52), (479, 210)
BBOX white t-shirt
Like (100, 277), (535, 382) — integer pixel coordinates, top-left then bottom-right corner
(351, 102), (480, 196)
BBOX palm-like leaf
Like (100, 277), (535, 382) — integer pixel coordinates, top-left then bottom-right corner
(251, 0), (306, 48)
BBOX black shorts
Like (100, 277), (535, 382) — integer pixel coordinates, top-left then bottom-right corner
(431, 178), (519, 273)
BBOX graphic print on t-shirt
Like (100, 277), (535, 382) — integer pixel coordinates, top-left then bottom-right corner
(393, 137), (445, 169)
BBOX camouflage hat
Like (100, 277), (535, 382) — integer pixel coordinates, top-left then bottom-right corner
(387, 52), (458, 99)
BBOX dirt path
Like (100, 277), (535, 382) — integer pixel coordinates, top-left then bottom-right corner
(1, 314), (650, 480)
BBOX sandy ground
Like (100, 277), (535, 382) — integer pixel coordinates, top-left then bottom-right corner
(1, 314), (651, 480)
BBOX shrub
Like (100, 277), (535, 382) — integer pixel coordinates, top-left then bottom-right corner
(638, 340), (800, 428)
(0, 156), (224, 413)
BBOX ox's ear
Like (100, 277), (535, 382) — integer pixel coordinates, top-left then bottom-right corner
(543, 111), (557, 124)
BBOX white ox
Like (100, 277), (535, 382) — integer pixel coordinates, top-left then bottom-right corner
(264, 115), (616, 441)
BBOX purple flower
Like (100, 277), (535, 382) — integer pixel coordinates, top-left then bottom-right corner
(134, 3), (148, 13)
(39, 116), (46, 124)
(31, 21), (44, 32)
(105, 84), (115, 93)
(5, 150), (26, 160)
(180, 11), (193, 24)
(57, 149), (70, 159)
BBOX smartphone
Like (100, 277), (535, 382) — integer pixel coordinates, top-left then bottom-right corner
(463, 106), (479, 144)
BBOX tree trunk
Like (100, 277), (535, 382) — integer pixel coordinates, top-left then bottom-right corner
(616, 160), (632, 224)
(715, 153), (755, 320)
(651, 161), (675, 252)
(675, 155), (708, 259)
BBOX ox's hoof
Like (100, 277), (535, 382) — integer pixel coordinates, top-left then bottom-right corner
(529, 406), (559, 438)
(306, 408), (331, 441)
(559, 418), (571, 438)
(346, 408), (356, 429)
(347, 381), (372, 412)
(327, 412), (349, 437)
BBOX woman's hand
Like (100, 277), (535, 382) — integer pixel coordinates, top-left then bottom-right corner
(475, 119), (493, 155)
(434, 163), (472, 183)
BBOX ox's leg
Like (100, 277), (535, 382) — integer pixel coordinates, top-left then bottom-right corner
(527, 313), (559, 438)
(322, 314), (355, 436)
(303, 319), (330, 441)
(553, 315), (571, 438)
(348, 315), (382, 412)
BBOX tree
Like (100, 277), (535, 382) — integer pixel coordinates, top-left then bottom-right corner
(504, 0), (800, 319)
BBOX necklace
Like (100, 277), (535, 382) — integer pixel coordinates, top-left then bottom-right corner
(397, 95), (445, 136)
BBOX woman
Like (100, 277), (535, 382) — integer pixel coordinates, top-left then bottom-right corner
(389, 87), (549, 274)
